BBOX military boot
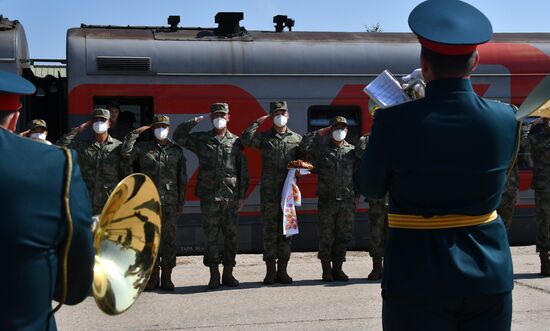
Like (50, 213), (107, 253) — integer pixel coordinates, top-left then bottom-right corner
(160, 267), (175, 291)
(276, 259), (293, 284)
(332, 261), (349, 282)
(367, 257), (383, 281)
(222, 265), (240, 287)
(321, 261), (333, 282)
(263, 260), (277, 285)
(540, 251), (550, 277)
(208, 266), (221, 289)
(145, 264), (160, 291)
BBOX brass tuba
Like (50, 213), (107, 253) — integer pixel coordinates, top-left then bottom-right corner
(55, 166), (162, 315)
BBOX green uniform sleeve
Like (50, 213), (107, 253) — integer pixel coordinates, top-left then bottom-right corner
(56, 127), (80, 148)
(173, 119), (201, 153)
(120, 130), (141, 159)
(178, 150), (188, 206)
(299, 131), (321, 172)
(241, 120), (263, 149)
(238, 144), (250, 200)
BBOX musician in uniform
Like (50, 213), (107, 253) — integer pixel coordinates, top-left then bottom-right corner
(0, 70), (94, 330)
(356, 1), (518, 329)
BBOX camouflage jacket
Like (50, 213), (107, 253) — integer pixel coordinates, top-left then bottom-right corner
(121, 130), (187, 207)
(503, 162), (519, 192)
(173, 119), (249, 201)
(528, 127), (550, 191)
(241, 121), (302, 203)
(300, 132), (365, 201)
(57, 127), (124, 213)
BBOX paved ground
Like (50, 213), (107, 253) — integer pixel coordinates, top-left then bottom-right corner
(56, 246), (550, 330)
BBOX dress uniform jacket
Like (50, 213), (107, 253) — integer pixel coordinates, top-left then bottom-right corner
(356, 78), (517, 296)
(0, 128), (94, 331)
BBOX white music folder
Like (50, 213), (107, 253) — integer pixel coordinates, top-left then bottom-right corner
(363, 70), (411, 108)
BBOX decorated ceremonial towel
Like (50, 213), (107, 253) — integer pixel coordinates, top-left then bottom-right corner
(281, 168), (310, 237)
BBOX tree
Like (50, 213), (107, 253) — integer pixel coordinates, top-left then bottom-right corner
(366, 23), (382, 32)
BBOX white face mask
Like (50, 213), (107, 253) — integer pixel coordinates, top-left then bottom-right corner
(92, 121), (109, 134)
(31, 132), (47, 140)
(332, 129), (347, 142)
(273, 114), (288, 127)
(213, 117), (227, 130)
(154, 127), (169, 140)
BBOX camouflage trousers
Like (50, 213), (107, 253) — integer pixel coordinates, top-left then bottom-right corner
(317, 200), (354, 262)
(497, 189), (518, 230)
(367, 198), (388, 258)
(261, 202), (292, 261)
(200, 200), (239, 267)
(158, 205), (177, 268)
(535, 191), (550, 252)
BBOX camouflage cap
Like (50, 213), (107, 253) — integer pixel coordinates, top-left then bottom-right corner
(269, 101), (288, 113)
(152, 114), (170, 126)
(31, 119), (48, 130)
(330, 116), (348, 127)
(211, 103), (229, 115)
(92, 108), (110, 120)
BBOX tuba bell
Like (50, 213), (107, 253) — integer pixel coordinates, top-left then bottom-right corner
(54, 170), (162, 315)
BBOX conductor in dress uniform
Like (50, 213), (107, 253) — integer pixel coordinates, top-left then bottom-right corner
(0, 70), (95, 330)
(356, 1), (518, 330)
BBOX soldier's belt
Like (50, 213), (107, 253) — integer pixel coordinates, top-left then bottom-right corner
(388, 211), (498, 229)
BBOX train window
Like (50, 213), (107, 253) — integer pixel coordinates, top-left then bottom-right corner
(307, 105), (362, 146)
(94, 97), (154, 141)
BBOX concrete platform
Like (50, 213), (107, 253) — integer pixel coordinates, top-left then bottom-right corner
(55, 246), (550, 330)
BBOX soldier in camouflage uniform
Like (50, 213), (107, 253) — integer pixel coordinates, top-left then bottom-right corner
(20, 119), (52, 145)
(359, 132), (388, 281)
(173, 103), (249, 289)
(121, 114), (187, 291)
(498, 163), (519, 230)
(57, 108), (124, 215)
(300, 116), (363, 282)
(528, 117), (550, 276)
(241, 101), (302, 284)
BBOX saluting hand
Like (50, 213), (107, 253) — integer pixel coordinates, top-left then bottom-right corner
(194, 114), (210, 123)
(256, 114), (270, 124)
(19, 129), (31, 137)
(317, 126), (332, 137)
(77, 120), (91, 133)
(135, 125), (151, 134)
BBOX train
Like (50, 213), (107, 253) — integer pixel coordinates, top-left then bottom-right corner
(2, 12), (549, 254)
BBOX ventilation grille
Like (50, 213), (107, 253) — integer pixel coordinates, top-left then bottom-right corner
(96, 56), (151, 72)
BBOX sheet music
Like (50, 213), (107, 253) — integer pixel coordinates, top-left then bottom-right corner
(363, 70), (411, 108)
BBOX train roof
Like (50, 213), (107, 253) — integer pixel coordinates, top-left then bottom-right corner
(67, 20), (550, 77)
(0, 16), (30, 74)
(72, 25), (550, 44)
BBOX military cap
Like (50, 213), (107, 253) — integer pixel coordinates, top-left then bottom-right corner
(330, 116), (348, 127)
(408, 0), (492, 55)
(0, 70), (36, 111)
(152, 114), (171, 126)
(211, 103), (229, 114)
(269, 101), (288, 113)
(516, 73), (550, 120)
(31, 119), (48, 130)
(92, 108), (110, 120)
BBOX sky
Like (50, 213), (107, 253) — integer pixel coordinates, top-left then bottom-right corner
(2, 0), (550, 59)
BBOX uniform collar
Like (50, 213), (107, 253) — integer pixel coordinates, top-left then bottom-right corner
(272, 127), (293, 138)
(209, 129), (233, 139)
(92, 134), (114, 147)
(330, 139), (349, 148)
(425, 78), (474, 98)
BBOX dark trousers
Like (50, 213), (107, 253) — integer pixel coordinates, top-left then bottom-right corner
(382, 290), (512, 331)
